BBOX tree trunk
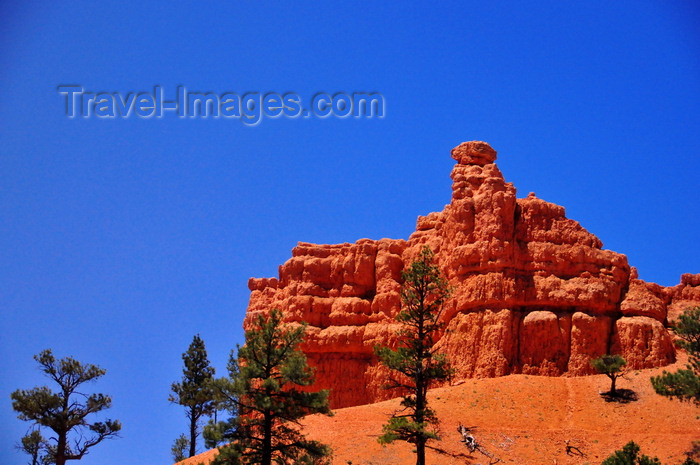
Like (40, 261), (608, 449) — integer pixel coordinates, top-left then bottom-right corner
(416, 438), (426, 465)
(262, 410), (273, 465)
(415, 387), (426, 465)
(56, 432), (67, 465)
(610, 376), (617, 396)
(415, 303), (426, 465)
(189, 411), (197, 457)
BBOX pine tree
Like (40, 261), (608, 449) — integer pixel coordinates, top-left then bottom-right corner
(169, 334), (216, 458)
(18, 430), (48, 465)
(601, 441), (661, 465)
(651, 306), (700, 404)
(10, 350), (121, 465)
(375, 246), (452, 465)
(602, 440), (700, 465)
(591, 354), (627, 396)
(171, 433), (190, 463)
(209, 309), (332, 465)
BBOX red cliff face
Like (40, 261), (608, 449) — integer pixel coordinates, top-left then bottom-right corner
(245, 141), (692, 408)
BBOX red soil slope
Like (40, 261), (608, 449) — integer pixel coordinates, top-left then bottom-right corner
(180, 356), (699, 465)
(302, 357), (699, 464)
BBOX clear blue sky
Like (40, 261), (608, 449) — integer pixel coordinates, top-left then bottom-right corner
(1, 2), (698, 464)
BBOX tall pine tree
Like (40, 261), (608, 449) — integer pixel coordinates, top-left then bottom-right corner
(375, 246), (452, 465)
(209, 309), (332, 465)
(170, 334), (216, 458)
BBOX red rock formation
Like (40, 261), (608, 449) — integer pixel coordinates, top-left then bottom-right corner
(620, 269), (670, 321)
(667, 273), (700, 322)
(611, 316), (675, 369)
(244, 141), (685, 408)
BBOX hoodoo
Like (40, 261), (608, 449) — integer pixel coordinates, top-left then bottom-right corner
(245, 141), (698, 408)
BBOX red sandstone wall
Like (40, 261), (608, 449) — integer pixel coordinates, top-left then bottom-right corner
(244, 141), (695, 409)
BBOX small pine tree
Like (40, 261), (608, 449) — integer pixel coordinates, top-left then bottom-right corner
(203, 419), (227, 450)
(591, 354), (627, 396)
(171, 433), (190, 463)
(210, 309), (332, 465)
(374, 246), (452, 465)
(10, 350), (121, 465)
(17, 430), (48, 465)
(651, 306), (700, 405)
(602, 441), (700, 465)
(601, 441), (661, 465)
(169, 334), (216, 458)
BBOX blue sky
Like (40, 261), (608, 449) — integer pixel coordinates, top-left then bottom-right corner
(1, 1), (698, 464)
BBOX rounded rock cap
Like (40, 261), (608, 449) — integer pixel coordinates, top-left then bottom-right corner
(451, 141), (497, 166)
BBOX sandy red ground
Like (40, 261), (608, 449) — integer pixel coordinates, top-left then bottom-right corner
(180, 356), (699, 465)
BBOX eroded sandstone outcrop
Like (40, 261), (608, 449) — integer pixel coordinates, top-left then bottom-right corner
(244, 141), (690, 408)
(667, 273), (700, 322)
